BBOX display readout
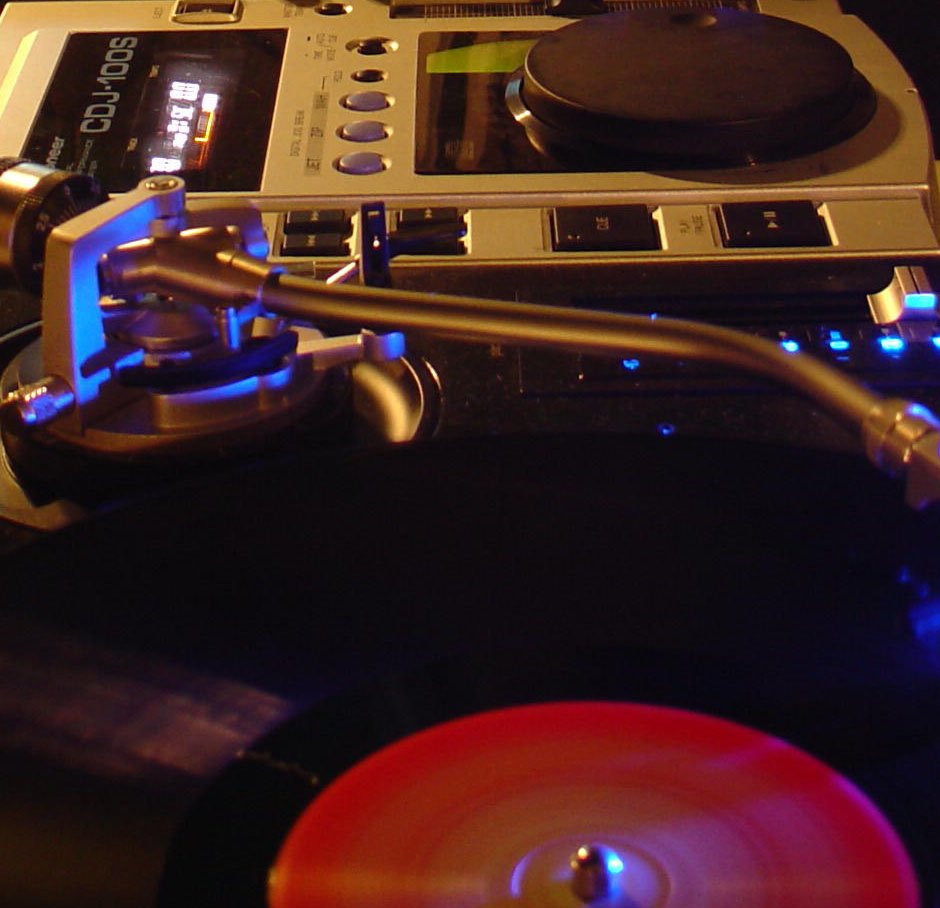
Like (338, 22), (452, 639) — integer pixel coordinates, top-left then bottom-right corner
(145, 74), (226, 173)
(24, 30), (286, 192)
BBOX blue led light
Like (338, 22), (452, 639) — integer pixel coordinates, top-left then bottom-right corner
(878, 336), (906, 354)
(906, 292), (938, 311)
(384, 331), (407, 358)
(606, 854), (625, 875)
(911, 601), (940, 658)
(827, 330), (850, 353)
(932, 337), (940, 351)
(779, 339), (800, 354)
(622, 358), (641, 371)
(657, 422), (676, 437)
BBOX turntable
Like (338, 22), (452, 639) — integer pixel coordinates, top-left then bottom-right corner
(0, 1), (939, 907)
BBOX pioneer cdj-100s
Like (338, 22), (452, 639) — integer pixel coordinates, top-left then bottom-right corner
(0, 0), (938, 300)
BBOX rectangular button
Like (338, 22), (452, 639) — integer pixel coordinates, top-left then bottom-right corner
(397, 207), (463, 228)
(551, 206), (660, 252)
(283, 209), (352, 236)
(393, 208), (467, 255)
(718, 201), (830, 248)
(280, 233), (350, 257)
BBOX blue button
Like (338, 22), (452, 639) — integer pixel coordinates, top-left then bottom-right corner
(340, 120), (389, 142)
(342, 90), (391, 112)
(335, 152), (387, 175)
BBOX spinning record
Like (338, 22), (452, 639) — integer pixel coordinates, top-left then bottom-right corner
(267, 703), (919, 908)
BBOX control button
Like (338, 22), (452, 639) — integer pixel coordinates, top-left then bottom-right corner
(854, 328), (913, 374)
(551, 206), (660, 252)
(876, 334), (907, 356)
(341, 90), (391, 113)
(334, 152), (387, 175)
(283, 209), (351, 235)
(280, 233), (350, 257)
(339, 120), (389, 143)
(764, 326), (812, 355)
(352, 68), (387, 83)
(172, 0), (242, 23)
(393, 208), (467, 255)
(818, 326), (856, 364)
(347, 37), (397, 55)
(718, 201), (830, 248)
(397, 207), (461, 228)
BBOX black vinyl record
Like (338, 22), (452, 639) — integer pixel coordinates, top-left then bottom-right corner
(2, 415), (940, 908)
(2, 432), (929, 906)
(158, 637), (940, 908)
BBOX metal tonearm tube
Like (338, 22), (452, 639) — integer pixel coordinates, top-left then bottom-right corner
(3, 169), (940, 509)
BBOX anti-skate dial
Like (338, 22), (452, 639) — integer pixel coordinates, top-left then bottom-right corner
(0, 158), (103, 294)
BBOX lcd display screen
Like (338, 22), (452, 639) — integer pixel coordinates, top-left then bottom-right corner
(24, 29), (286, 192)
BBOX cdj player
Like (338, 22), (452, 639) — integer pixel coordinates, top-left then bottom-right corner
(0, 0), (937, 300)
(0, 3), (939, 908)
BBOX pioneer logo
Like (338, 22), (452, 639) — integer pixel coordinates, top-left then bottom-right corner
(45, 136), (66, 168)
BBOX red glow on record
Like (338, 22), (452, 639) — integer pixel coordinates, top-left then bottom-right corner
(268, 702), (920, 908)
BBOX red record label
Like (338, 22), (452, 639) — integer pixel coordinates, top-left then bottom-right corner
(268, 702), (920, 908)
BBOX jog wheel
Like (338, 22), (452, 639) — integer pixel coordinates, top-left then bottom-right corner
(506, 9), (877, 167)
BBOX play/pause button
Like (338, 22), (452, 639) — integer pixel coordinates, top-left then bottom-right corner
(718, 200), (831, 248)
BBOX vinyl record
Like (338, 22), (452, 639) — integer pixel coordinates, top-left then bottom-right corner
(156, 635), (940, 908)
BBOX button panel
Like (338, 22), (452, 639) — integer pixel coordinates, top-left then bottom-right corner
(578, 323), (940, 389)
